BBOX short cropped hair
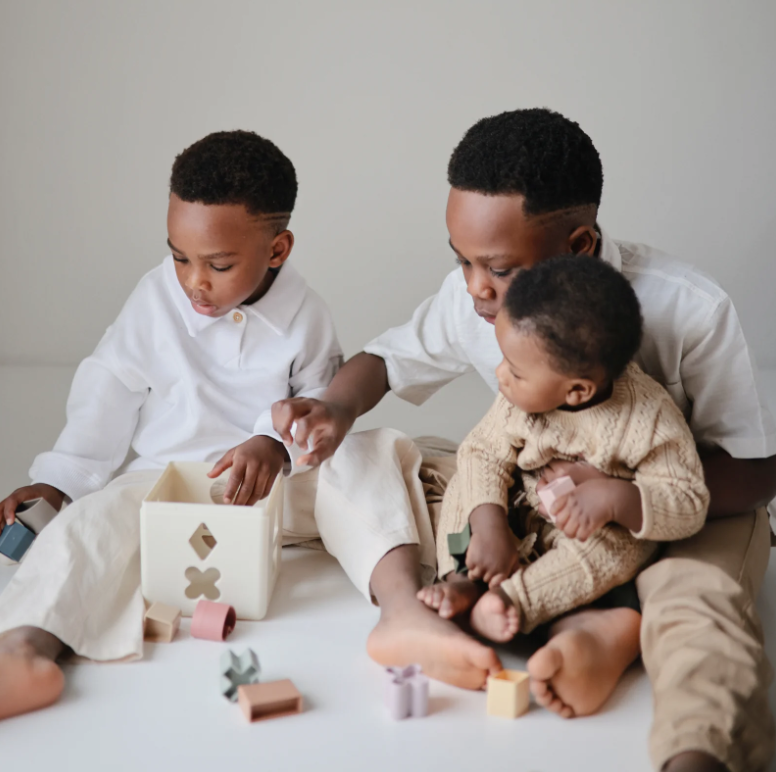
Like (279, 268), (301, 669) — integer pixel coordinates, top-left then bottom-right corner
(448, 108), (603, 217)
(504, 255), (642, 381)
(170, 130), (297, 229)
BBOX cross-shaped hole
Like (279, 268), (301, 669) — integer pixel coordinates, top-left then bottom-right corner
(189, 522), (217, 560)
(184, 566), (221, 600)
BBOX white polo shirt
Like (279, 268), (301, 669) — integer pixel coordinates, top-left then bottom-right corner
(31, 257), (343, 501)
(365, 228), (776, 462)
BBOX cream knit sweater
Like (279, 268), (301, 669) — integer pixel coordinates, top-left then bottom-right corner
(438, 363), (710, 632)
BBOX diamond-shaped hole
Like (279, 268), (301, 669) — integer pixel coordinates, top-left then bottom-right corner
(189, 523), (217, 560)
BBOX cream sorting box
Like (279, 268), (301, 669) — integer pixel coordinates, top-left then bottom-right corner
(140, 462), (283, 620)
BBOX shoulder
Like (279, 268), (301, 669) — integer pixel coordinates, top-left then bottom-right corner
(621, 363), (691, 432)
(616, 240), (729, 320)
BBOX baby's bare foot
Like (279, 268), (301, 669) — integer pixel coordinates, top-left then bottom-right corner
(367, 600), (502, 690)
(469, 588), (520, 642)
(527, 606), (641, 718)
(0, 629), (65, 720)
(416, 578), (483, 619)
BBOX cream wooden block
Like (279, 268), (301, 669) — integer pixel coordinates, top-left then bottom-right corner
(140, 462), (283, 621)
(486, 670), (530, 718)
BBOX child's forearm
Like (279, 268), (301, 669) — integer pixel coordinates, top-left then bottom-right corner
(321, 352), (390, 426)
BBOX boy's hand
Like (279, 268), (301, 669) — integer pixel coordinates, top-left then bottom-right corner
(0, 484), (65, 533)
(550, 478), (643, 541)
(208, 436), (287, 506)
(271, 398), (352, 467)
(466, 504), (521, 588)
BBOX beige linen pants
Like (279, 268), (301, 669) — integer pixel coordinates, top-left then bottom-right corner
(0, 429), (435, 662)
(419, 452), (774, 772)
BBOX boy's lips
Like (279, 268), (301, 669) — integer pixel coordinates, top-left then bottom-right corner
(191, 299), (218, 316)
(476, 309), (497, 324)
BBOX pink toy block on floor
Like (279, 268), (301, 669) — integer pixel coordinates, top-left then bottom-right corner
(537, 475), (575, 522)
(190, 599), (236, 641)
(238, 679), (303, 722)
(385, 664), (429, 719)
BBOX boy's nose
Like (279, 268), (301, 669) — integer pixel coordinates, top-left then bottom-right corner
(188, 271), (212, 293)
(466, 272), (496, 301)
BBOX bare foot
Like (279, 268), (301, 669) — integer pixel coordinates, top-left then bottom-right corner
(0, 628), (65, 720)
(367, 601), (503, 690)
(416, 577), (483, 619)
(469, 587), (520, 642)
(527, 606), (641, 718)
(662, 751), (729, 772)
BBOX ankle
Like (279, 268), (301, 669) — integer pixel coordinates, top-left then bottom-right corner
(0, 627), (64, 661)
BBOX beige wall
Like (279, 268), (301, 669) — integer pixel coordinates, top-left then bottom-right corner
(1, 0), (774, 440)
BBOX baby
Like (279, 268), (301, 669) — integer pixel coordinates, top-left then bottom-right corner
(419, 255), (710, 650)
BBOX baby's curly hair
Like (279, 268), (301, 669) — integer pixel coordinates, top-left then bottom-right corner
(504, 255), (643, 381)
(170, 130), (297, 231)
(448, 108), (602, 217)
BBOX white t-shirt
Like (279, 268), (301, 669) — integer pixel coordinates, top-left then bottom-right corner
(31, 258), (343, 501)
(365, 228), (776, 462)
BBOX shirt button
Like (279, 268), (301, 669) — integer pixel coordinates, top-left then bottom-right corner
(232, 311), (243, 323)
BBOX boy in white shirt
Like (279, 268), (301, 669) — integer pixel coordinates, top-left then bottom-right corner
(274, 110), (776, 772)
(0, 131), (447, 720)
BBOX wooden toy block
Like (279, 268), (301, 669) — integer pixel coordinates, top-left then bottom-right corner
(140, 462), (284, 621)
(221, 649), (261, 702)
(385, 664), (429, 719)
(143, 602), (181, 643)
(0, 520), (36, 562)
(191, 599), (236, 641)
(15, 497), (59, 535)
(537, 475), (575, 522)
(238, 679), (303, 722)
(486, 670), (530, 718)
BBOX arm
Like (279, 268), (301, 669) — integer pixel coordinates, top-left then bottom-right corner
(701, 449), (776, 519)
(273, 270), (475, 465)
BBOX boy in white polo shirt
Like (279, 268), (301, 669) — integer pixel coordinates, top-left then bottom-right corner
(0, 130), (451, 720)
(275, 110), (776, 772)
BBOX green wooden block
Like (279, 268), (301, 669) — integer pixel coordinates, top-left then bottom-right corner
(447, 524), (471, 575)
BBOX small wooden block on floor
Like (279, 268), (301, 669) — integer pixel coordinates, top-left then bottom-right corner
(238, 679), (303, 722)
(144, 602), (182, 643)
(486, 670), (530, 718)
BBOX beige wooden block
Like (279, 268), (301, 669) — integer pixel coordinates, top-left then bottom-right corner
(486, 670), (530, 718)
(144, 601), (182, 643)
(238, 679), (303, 722)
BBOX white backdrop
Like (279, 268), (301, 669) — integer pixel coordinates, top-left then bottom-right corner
(1, 0), (775, 440)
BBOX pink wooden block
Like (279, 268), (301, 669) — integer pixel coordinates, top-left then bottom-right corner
(190, 599), (236, 641)
(537, 475), (575, 522)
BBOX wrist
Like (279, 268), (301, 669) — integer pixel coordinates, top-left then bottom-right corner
(611, 480), (643, 532)
(469, 503), (508, 533)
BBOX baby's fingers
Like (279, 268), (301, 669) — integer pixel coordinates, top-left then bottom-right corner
(489, 573), (507, 589)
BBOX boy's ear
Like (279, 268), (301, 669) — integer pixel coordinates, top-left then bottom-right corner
(567, 225), (598, 256)
(269, 230), (294, 268)
(565, 378), (597, 407)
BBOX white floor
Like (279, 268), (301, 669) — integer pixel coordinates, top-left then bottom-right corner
(1, 365), (775, 772)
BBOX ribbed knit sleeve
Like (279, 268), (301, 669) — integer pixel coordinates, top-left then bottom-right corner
(630, 394), (710, 541)
(455, 394), (521, 518)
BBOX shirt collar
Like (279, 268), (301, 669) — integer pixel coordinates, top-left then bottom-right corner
(162, 255), (308, 338)
(597, 225), (622, 273)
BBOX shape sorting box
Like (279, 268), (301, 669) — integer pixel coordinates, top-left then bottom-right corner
(238, 679), (303, 722)
(486, 670), (530, 718)
(144, 601), (182, 643)
(140, 462), (283, 621)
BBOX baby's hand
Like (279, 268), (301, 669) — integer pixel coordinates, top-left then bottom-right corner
(466, 504), (521, 588)
(550, 478), (641, 541)
(536, 460), (611, 519)
(0, 484), (65, 534)
(208, 436), (288, 506)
